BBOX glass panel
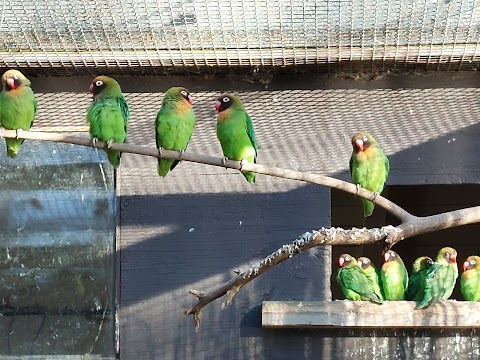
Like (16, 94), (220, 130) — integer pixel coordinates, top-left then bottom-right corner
(0, 140), (115, 358)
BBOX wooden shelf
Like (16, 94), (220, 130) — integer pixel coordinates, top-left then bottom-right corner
(262, 300), (480, 328)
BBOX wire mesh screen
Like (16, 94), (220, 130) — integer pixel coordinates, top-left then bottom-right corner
(1, 0), (479, 74)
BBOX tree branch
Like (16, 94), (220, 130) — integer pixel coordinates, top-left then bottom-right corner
(4, 130), (478, 329)
(3, 129), (414, 222)
(185, 205), (480, 328)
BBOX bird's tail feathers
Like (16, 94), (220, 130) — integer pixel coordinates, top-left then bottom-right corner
(107, 150), (121, 168)
(6, 138), (25, 158)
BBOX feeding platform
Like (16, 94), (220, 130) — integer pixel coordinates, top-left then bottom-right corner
(262, 300), (480, 328)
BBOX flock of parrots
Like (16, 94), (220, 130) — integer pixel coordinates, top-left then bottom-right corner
(0, 70), (258, 183)
(337, 248), (480, 307)
(0, 70), (477, 306)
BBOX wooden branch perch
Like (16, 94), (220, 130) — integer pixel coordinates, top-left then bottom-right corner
(185, 204), (480, 328)
(3, 130), (480, 329)
(2, 129), (413, 221)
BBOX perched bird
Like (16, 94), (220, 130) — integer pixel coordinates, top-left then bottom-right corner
(381, 250), (408, 300)
(155, 87), (196, 177)
(337, 254), (383, 304)
(349, 132), (390, 217)
(0, 70), (37, 157)
(358, 256), (384, 300)
(461, 255), (480, 302)
(86, 76), (129, 168)
(416, 247), (458, 309)
(407, 256), (434, 301)
(215, 94), (258, 183)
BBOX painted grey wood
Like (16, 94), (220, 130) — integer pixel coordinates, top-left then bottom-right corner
(13, 73), (480, 359)
(262, 301), (480, 328)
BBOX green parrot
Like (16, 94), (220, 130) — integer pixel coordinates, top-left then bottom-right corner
(336, 254), (383, 304)
(0, 70), (37, 158)
(407, 256), (434, 301)
(86, 76), (129, 168)
(381, 250), (408, 300)
(349, 132), (390, 217)
(155, 87), (196, 177)
(461, 256), (480, 301)
(358, 256), (384, 300)
(416, 247), (458, 309)
(215, 94), (258, 183)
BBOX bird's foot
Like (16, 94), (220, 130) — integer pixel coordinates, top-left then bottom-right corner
(222, 156), (229, 169)
(106, 139), (114, 149)
(239, 159), (249, 171)
(92, 137), (99, 147)
(355, 184), (361, 195)
(158, 147), (164, 158)
(0, 126), (4, 139)
(15, 129), (23, 140)
(372, 192), (379, 201)
(179, 149), (185, 160)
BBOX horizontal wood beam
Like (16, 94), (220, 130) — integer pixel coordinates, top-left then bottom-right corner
(262, 300), (480, 328)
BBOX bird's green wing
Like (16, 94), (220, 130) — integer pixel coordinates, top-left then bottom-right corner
(407, 271), (422, 300)
(245, 113), (258, 160)
(119, 96), (129, 131)
(340, 266), (377, 298)
(154, 105), (165, 150)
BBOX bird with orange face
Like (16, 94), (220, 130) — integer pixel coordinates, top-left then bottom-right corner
(461, 255), (480, 301)
(349, 132), (389, 217)
(0, 70), (37, 157)
(337, 254), (382, 304)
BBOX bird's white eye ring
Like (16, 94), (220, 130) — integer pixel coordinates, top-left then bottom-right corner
(96, 80), (103, 87)
(181, 90), (188, 96)
(472, 260), (476, 265)
(345, 256), (350, 261)
(13, 74), (19, 80)
(223, 97), (230, 102)
(363, 136), (368, 142)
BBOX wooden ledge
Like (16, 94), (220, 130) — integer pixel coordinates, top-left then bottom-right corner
(262, 300), (480, 328)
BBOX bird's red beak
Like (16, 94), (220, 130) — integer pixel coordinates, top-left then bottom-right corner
(463, 261), (469, 272)
(384, 252), (390, 262)
(214, 100), (221, 112)
(6, 78), (15, 90)
(355, 139), (365, 151)
(187, 95), (193, 105)
(88, 83), (94, 94)
(338, 257), (345, 267)
(450, 254), (457, 263)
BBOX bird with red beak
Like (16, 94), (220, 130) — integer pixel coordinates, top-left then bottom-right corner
(0, 69), (37, 157)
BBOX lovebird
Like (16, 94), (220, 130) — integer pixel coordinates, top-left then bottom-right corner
(358, 256), (384, 300)
(86, 76), (129, 168)
(407, 256), (434, 301)
(337, 254), (383, 304)
(416, 247), (458, 309)
(0, 70), (37, 157)
(349, 132), (390, 217)
(461, 255), (480, 302)
(155, 87), (196, 177)
(215, 94), (258, 183)
(381, 250), (408, 300)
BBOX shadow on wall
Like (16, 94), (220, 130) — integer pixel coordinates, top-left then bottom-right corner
(119, 121), (480, 360)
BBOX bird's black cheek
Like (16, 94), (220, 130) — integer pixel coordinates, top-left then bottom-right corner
(92, 84), (105, 96)
(219, 102), (231, 112)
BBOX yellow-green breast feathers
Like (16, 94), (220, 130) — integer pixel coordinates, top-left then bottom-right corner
(86, 76), (129, 168)
(155, 87), (196, 177)
(0, 70), (37, 157)
(215, 94), (258, 183)
(349, 132), (390, 217)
